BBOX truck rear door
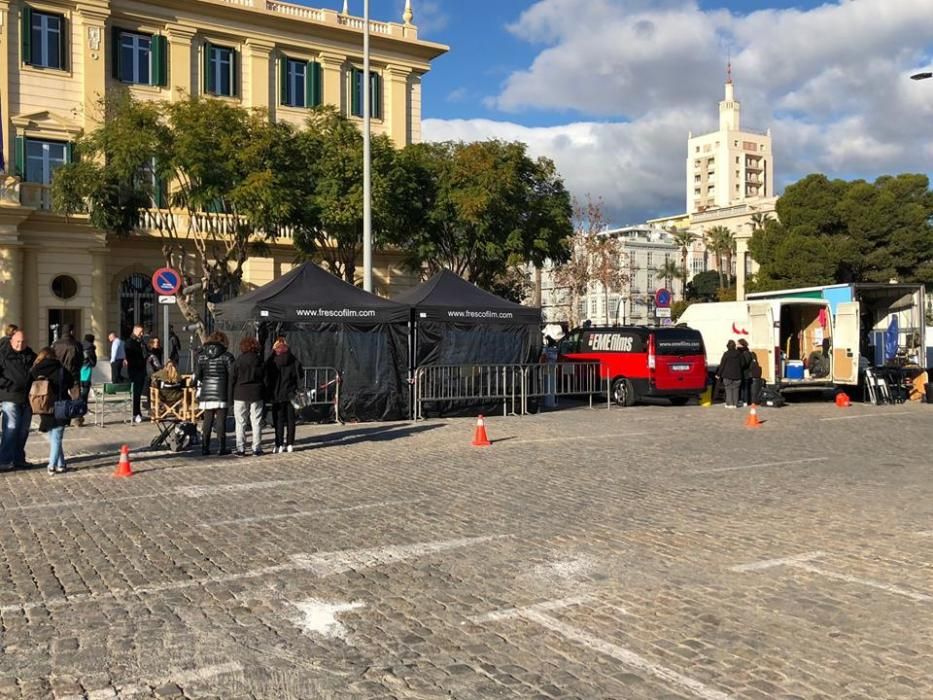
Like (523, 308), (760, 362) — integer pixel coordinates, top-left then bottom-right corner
(749, 303), (775, 384)
(832, 301), (860, 385)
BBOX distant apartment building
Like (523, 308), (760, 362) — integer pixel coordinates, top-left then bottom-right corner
(540, 226), (683, 326)
(0, 0), (447, 352)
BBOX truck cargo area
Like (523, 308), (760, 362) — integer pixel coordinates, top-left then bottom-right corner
(775, 302), (833, 386)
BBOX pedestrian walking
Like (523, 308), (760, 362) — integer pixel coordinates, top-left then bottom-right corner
(0, 331), (37, 470)
(109, 331), (125, 382)
(29, 347), (74, 474)
(195, 331), (234, 456)
(232, 336), (265, 457)
(715, 340), (744, 409)
(124, 325), (148, 423)
(265, 337), (300, 454)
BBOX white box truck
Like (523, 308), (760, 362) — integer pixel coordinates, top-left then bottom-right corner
(678, 298), (860, 389)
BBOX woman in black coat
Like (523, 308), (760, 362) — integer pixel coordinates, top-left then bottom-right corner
(30, 348), (74, 474)
(194, 331), (235, 455)
(264, 337), (301, 453)
(232, 336), (265, 456)
(715, 340), (745, 409)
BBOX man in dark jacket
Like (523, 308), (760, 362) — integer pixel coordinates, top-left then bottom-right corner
(52, 325), (84, 378)
(168, 326), (182, 366)
(0, 331), (37, 469)
(715, 340), (744, 408)
(124, 325), (148, 423)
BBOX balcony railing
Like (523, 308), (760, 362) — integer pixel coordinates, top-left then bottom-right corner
(20, 182), (52, 210)
(212, 0), (410, 38)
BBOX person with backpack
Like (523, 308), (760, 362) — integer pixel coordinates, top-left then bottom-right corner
(264, 337), (301, 454)
(194, 331), (235, 456)
(51, 324), (84, 379)
(75, 334), (97, 428)
(232, 336), (265, 457)
(0, 331), (37, 471)
(30, 347), (74, 474)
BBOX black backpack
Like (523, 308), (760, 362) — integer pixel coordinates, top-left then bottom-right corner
(758, 386), (786, 408)
(168, 422), (198, 452)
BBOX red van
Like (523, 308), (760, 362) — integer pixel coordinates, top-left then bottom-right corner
(558, 326), (707, 406)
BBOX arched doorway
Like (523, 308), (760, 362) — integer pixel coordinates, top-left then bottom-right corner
(120, 273), (156, 338)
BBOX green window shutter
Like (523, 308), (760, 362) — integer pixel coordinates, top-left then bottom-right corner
(370, 72), (381, 119)
(203, 41), (213, 93)
(14, 137), (25, 178)
(280, 56), (288, 106)
(111, 27), (122, 79)
(152, 35), (167, 87)
(58, 15), (66, 70)
(231, 50), (238, 97)
(350, 68), (362, 117)
(66, 142), (75, 164)
(21, 6), (32, 65)
(307, 61), (322, 107)
(154, 173), (166, 208)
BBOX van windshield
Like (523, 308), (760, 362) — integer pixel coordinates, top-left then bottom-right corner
(655, 330), (704, 356)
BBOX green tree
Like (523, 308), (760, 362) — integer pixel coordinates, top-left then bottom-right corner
(656, 259), (682, 298)
(668, 227), (697, 297)
(685, 270), (720, 301)
(705, 225), (735, 288)
(749, 173), (933, 290)
(393, 140), (573, 291)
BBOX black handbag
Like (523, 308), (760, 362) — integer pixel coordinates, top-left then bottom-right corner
(53, 368), (88, 421)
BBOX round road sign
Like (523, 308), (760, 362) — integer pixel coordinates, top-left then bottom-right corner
(655, 288), (672, 308)
(152, 268), (182, 296)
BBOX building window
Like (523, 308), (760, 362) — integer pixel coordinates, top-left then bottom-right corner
(349, 68), (382, 118)
(22, 138), (68, 184)
(113, 30), (167, 86)
(51, 275), (77, 300)
(695, 146), (700, 153)
(694, 175), (700, 183)
(204, 42), (237, 97)
(281, 57), (323, 108)
(23, 7), (65, 69)
(137, 156), (167, 208)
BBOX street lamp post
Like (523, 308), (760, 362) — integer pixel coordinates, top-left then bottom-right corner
(362, 0), (373, 292)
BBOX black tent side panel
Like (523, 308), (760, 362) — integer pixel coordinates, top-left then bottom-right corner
(415, 321), (540, 367)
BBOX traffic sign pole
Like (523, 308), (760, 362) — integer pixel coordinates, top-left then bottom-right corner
(152, 268), (181, 368)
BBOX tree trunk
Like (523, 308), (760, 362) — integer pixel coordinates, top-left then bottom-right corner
(533, 266), (542, 307)
(603, 284), (610, 326)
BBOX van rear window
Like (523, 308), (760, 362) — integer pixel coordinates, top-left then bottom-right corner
(655, 331), (704, 356)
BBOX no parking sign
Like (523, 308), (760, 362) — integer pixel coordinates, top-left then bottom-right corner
(152, 268), (182, 296)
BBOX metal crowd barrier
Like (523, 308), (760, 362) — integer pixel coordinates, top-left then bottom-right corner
(523, 361), (610, 413)
(413, 364), (525, 419)
(301, 366), (342, 423)
(413, 362), (610, 419)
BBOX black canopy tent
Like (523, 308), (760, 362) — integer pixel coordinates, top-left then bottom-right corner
(213, 263), (410, 422)
(393, 270), (543, 368)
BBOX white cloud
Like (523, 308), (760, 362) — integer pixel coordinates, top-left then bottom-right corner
(425, 0), (933, 224)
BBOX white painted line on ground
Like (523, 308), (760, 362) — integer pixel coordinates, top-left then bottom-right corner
(0, 535), (504, 615)
(292, 599), (365, 640)
(693, 457), (828, 474)
(820, 411), (913, 421)
(475, 603), (731, 700)
(57, 662), (244, 700)
(789, 563), (933, 602)
(292, 535), (507, 577)
(512, 433), (648, 444)
(200, 499), (418, 528)
(730, 551), (825, 572)
(470, 594), (595, 624)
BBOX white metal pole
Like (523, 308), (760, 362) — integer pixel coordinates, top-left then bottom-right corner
(362, 0), (373, 291)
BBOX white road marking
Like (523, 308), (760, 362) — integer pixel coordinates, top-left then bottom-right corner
(790, 563), (933, 602)
(57, 662), (243, 700)
(513, 433), (648, 444)
(730, 551), (825, 572)
(693, 457), (827, 474)
(473, 599), (731, 700)
(292, 535), (506, 576)
(820, 411), (913, 421)
(200, 499), (417, 528)
(0, 535), (503, 615)
(292, 599), (365, 640)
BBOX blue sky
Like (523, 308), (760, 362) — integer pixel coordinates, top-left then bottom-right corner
(335, 1), (933, 225)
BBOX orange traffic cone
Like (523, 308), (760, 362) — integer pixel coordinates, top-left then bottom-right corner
(471, 415), (492, 447)
(745, 404), (762, 429)
(113, 444), (134, 477)
(835, 392), (851, 408)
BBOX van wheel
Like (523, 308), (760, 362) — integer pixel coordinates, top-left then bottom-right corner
(612, 378), (636, 407)
(669, 396), (690, 406)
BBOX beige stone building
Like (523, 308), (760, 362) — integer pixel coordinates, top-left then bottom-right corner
(0, 0), (446, 356)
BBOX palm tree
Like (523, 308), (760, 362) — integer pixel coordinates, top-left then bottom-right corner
(656, 259), (683, 299)
(750, 212), (773, 234)
(706, 225), (735, 288)
(668, 227), (697, 300)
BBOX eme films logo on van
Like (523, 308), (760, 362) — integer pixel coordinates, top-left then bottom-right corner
(586, 332), (637, 352)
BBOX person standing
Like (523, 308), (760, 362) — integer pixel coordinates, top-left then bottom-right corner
(715, 340), (744, 409)
(30, 347), (73, 474)
(168, 326), (181, 366)
(737, 338), (752, 407)
(75, 334), (97, 427)
(0, 331), (37, 470)
(195, 331), (234, 456)
(124, 325), (148, 423)
(232, 336), (265, 457)
(109, 332), (125, 382)
(0, 324), (18, 353)
(265, 337), (300, 454)
(52, 325), (84, 379)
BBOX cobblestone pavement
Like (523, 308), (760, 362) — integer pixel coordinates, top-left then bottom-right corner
(0, 399), (931, 699)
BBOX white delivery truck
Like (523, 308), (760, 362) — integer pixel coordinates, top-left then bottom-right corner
(678, 298), (860, 390)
